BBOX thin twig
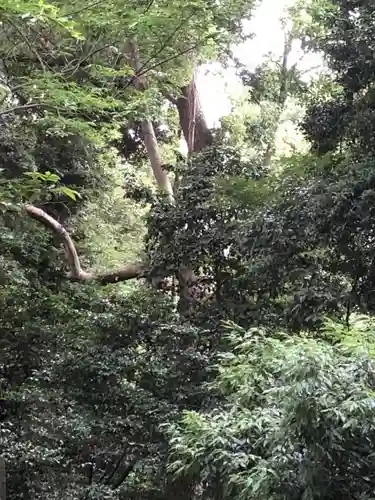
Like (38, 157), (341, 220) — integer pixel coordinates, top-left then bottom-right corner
(62, 41), (120, 75)
(124, 33), (218, 90)
(5, 17), (47, 72)
(143, 0), (155, 14)
(66, 0), (106, 17)
(137, 12), (196, 78)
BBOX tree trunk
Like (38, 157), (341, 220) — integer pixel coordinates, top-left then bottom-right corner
(23, 42), (213, 312)
(127, 43), (213, 312)
(140, 120), (174, 203)
(0, 457), (6, 500)
(262, 31), (293, 168)
(127, 39), (175, 202)
(176, 71), (213, 154)
(263, 141), (275, 168)
(174, 73), (214, 312)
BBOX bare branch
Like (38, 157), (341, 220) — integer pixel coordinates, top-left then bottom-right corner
(143, 0), (155, 14)
(25, 205), (144, 284)
(112, 459), (138, 490)
(0, 103), (53, 116)
(124, 31), (223, 91)
(61, 40), (122, 76)
(136, 12), (197, 79)
(103, 449), (126, 486)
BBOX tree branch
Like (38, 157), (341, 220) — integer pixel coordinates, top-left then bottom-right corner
(25, 205), (144, 284)
(66, 0), (107, 17)
(6, 17), (47, 72)
(103, 449), (126, 485)
(123, 31), (224, 91)
(161, 89), (178, 105)
(0, 103), (53, 116)
(112, 459), (138, 490)
(135, 12), (197, 80)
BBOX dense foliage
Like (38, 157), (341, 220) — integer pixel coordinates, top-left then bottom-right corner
(168, 317), (375, 500)
(3, 0), (375, 499)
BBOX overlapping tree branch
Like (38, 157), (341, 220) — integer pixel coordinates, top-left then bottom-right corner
(21, 36), (212, 300)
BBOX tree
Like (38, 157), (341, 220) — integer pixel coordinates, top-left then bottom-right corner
(0, 0), (259, 311)
(220, 7), (316, 168)
(298, 0), (375, 156)
(1, 1), (264, 498)
(167, 317), (375, 500)
(7, 1), (375, 498)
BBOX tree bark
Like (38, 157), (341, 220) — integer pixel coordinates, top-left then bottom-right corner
(262, 31), (293, 168)
(126, 41), (212, 312)
(127, 39), (175, 203)
(140, 119), (174, 203)
(0, 456), (5, 500)
(174, 72), (213, 311)
(176, 70), (213, 154)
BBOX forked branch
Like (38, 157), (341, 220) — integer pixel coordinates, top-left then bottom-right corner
(25, 204), (144, 284)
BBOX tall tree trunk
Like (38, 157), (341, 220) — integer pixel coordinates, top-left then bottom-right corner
(140, 120), (174, 203)
(174, 72), (213, 312)
(0, 457), (5, 500)
(262, 31), (293, 168)
(23, 42), (213, 313)
(174, 71), (214, 312)
(127, 39), (175, 203)
(176, 70), (213, 154)
(128, 42), (213, 312)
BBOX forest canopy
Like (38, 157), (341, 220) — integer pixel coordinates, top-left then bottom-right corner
(2, 0), (375, 499)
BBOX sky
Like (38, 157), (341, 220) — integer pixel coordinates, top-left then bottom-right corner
(197, 0), (324, 127)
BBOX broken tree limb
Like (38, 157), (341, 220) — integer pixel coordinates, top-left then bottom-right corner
(25, 204), (144, 284)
